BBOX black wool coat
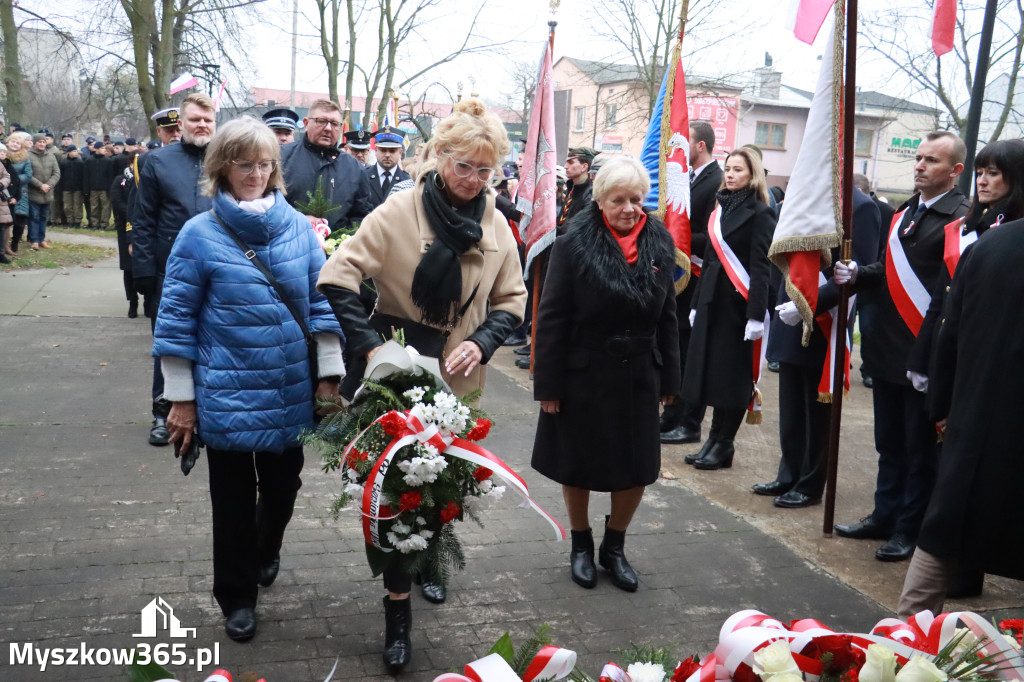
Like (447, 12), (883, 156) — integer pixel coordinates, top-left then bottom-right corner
(363, 164), (411, 211)
(917, 221), (1024, 579)
(531, 204), (680, 492)
(682, 192), (775, 410)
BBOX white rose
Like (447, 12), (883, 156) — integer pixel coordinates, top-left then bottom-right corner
(860, 644), (898, 682)
(895, 656), (948, 682)
(950, 628), (979, 659)
(625, 661), (667, 682)
(753, 640), (801, 681)
(1004, 635), (1022, 651)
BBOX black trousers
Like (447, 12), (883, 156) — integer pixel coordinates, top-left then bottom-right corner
(206, 445), (304, 615)
(775, 362), (830, 497)
(709, 406), (745, 443)
(149, 276), (165, 412)
(871, 378), (938, 537)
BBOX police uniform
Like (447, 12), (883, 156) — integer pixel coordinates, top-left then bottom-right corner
(262, 108), (300, 145)
(343, 129), (372, 167)
(364, 126), (410, 209)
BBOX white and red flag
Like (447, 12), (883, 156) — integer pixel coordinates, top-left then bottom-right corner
(785, 0), (835, 44)
(659, 40), (694, 292)
(932, 0), (957, 56)
(213, 80), (228, 112)
(169, 72), (199, 95)
(767, 16), (843, 347)
(516, 40), (558, 275)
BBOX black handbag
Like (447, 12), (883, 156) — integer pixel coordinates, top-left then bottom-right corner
(210, 211), (320, 389)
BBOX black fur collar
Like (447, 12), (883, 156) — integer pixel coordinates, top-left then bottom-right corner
(562, 202), (674, 308)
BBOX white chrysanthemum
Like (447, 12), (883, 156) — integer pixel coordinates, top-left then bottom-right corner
(391, 521), (411, 535)
(415, 516), (427, 526)
(478, 479), (493, 493)
(388, 532), (430, 553)
(403, 386), (427, 402)
(397, 453), (448, 486)
(626, 662), (667, 682)
(344, 467), (360, 483)
(344, 483), (363, 498)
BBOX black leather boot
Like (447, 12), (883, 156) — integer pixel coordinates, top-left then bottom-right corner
(598, 519), (638, 592)
(382, 596), (412, 672)
(684, 438), (714, 465)
(693, 439), (735, 470)
(569, 529), (597, 588)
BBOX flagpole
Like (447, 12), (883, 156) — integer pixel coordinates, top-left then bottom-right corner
(823, 0), (857, 537)
(528, 18), (557, 374)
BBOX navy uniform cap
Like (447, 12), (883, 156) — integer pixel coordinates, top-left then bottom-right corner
(146, 141), (161, 150)
(343, 130), (372, 150)
(151, 108), (180, 128)
(125, 137), (137, 146)
(262, 108), (300, 131)
(373, 126), (406, 149)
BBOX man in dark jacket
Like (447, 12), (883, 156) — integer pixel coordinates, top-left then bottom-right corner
(132, 93), (216, 446)
(84, 142), (112, 229)
(363, 126), (410, 211)
(832, 131), (969, 562)
(556, 146), (595, 231)
(59, 146), (86, 228)
(661, 121), (722, 444)
(281, 98), (372, 232)
(755, 187), (880, 507)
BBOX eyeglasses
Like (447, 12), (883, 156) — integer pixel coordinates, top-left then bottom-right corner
(444, 153), (499, 183)
(231, 160), (277, 175)
(309, 117), (342, 129)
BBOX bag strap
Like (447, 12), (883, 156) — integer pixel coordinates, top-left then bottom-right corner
(210, 210), (314, 346)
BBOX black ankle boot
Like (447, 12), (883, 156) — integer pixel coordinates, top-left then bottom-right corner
(684, 439), (714, 465)
(128, 300), (139, 318)
(569, 529), (597, 588)
(693, 439), (734, 470)
(382, 596), (412, 672)
(598, 519), (638, 592)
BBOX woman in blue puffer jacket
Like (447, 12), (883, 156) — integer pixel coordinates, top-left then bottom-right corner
(7, 132), (34, 253)
(153, 116), (345, 643)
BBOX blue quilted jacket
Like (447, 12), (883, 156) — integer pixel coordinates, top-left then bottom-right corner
(153, 191), (344, 452)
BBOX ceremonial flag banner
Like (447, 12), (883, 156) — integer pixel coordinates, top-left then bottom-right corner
(932, 0), (957, 56)
(785, 0), (835, 44)
(168, 72), (199, 95)
(767, 18), (843, 346)
(213, 80), (227, 112)
(641, 37), (693, 293)
(516, 41), (558, 274)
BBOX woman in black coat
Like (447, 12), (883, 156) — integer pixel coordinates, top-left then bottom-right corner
(110, 152), (140, 318)
(682, 148), (776, 470)
(531, 156), (680, 593)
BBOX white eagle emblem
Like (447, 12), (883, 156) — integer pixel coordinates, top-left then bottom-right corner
(664, 132), (691, 216)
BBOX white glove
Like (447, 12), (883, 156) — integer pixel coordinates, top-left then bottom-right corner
(775, 301), (801, 326)
(744, 318), (764, 341)
(689, 309), (696, 327)
(833, 260), (859, 285)
(907, 370), (929, 393)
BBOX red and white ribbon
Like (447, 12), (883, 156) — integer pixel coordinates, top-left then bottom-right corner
(814, 272), (856, 399)
(884, 208), (930, 336)
(351, 409), (566, 551)
(942, 217), (977, 278)
(201, 672), (232, 682)
(310, 216), (331, 247)
(599, 662), (633, 681)
(432, 648), (576, 682)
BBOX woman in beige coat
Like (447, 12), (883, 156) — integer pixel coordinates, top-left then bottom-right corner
(317, 97), (527, 674)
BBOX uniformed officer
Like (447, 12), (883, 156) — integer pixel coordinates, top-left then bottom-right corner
(262, 107), (301, 146)
(343, 129), (372, 167)
(364, 126), (409, 209)
(151, 108), (182, 147)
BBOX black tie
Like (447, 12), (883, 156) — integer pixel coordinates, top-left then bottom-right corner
(689, 169), (696, 183)
(381, 169), (392, 197)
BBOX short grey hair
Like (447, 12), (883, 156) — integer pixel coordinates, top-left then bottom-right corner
(592, 155), (651, 203)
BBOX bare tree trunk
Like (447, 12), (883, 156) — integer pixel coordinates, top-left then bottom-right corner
(120, 0), (159, 135)
(316, 0), (340, 104)
(0, 0), (23, 124)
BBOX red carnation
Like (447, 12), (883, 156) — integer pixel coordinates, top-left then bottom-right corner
(380, 411), (408, 437)
(672, 655), (701, 682)
(807, 635), (864, 675)
(379, 505), (393, 517)
(473, 466), (493, 482)
(466, 418), (492, 441)
(399, 491), (423, 512)
(440, 501), (461, 523)
(841, 668), (860, 682)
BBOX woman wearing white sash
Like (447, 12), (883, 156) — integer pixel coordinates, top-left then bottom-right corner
(681, 148), (776, 470)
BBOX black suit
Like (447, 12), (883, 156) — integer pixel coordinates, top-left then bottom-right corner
(662, 160), (723, 431)
(847, 188), (969, 538)
(364, 164), (410, 210)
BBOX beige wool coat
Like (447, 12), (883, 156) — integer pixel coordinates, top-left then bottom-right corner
(317, 178), (527, 397)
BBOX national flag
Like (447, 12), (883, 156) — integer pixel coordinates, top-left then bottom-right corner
(640, 36), (693, 293)
(767, 19), (843, 346)
(213, 80), (227, 112)
(383, 97), (398, 128)
(515, 40), (558, 275)
(785, 0), (835, 44)
(932, 0), (956, 56)
(168, 72), (199, 95)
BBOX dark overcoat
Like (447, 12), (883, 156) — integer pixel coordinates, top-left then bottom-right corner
(682, 192), (775, 410)
(363, 164), (411, 210)
(531, 204), (680, 492)
(280, 134), (373, 232)
(917, 221), (1024, 580)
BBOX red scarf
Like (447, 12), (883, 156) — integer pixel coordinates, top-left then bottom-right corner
(603, 212), (647, 264)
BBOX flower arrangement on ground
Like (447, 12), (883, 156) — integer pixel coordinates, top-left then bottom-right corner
(307, 341), (562, 587)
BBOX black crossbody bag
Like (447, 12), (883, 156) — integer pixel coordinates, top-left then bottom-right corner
(210, 211), (320, 391)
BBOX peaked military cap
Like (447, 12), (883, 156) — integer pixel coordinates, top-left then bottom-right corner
(151, 108), (180, 128)
(344, 129), (373, 150)
(373, 126), (406, 149)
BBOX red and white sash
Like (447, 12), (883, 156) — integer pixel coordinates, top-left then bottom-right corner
(942, 217), (976, 278)
(814, 273), (856, 401)
(884, 208), (930, 336)
(708, 206), (770, 421)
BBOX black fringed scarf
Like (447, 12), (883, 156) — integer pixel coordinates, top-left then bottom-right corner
(412, 171), (485, 327)
(716, 186), (755, 219)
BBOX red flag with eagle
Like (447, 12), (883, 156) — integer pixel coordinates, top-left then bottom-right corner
(661, 41), (694, 293)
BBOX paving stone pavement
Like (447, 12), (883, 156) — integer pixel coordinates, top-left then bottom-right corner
(0, 245), (1017, 682)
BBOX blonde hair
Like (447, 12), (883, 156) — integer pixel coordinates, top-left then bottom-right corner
(592, 155), (650, 202)
(202, 116), (285, 198)
(181, 92), (216, 117)
(308, 98), (342, 118)
(7, 131), (30, 162)
(722, 148), (770, 203)
(422, 98), (510, 178)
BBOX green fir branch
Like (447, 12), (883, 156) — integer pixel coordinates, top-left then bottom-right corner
(510, 624), (554, 676)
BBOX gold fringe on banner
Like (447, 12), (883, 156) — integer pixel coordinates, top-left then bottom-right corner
(746, 387), (764, 425)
